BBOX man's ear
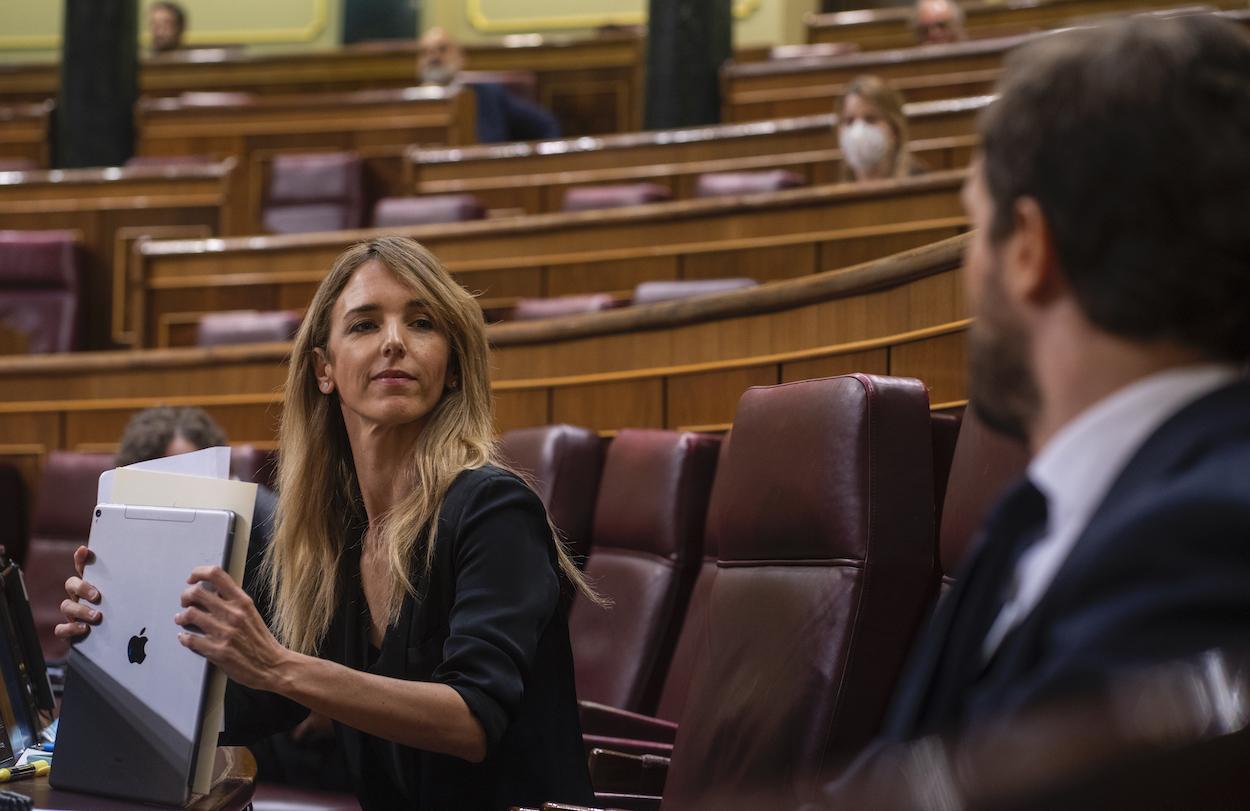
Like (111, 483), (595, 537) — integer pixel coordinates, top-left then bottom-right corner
(1004, 196), (1065, 306)
(312, 347), (335, 395)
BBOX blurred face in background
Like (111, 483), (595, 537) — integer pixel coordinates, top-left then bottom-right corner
(417, 27), (464, 86)
(914, 0), (966, 45)
(149, 4), (183, 53)
(838, 93), (898, 180)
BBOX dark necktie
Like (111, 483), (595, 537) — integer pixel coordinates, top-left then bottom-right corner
(907, 477), (1050, 736)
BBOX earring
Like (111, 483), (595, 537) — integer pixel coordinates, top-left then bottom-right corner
(448, 379), (458, 390)
(320, 382), (331, 393)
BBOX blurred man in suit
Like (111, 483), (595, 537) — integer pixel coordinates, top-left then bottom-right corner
(912, 0), (967, 45)
(148, 1), (186, 54)
(416, 26), (562, 143)
(876, 14), (1250, 746)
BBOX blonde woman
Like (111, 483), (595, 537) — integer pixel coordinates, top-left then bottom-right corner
(58, 237), (596, 809)
(837, 75), (926, 182)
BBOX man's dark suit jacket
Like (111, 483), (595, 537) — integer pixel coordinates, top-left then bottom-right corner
(881, 377), (1250, 742)
(470, 83), (561, 144)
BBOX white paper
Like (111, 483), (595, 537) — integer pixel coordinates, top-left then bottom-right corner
(96, 447), (232, 504)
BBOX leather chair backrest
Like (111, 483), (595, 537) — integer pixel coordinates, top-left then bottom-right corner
(497, 424), (605, 566)
(561, 183), (672, 212)
(371, 194), (486, 228)
(230, 445), (279, 489)
(0, 230), (82, 353)
(196, 309), (302, 347)
(262, 152), (364, 235)
(653, 432), (731, 723)
(930, 411), (963, 554)
(939, 407), (1030, 586)
(0, 464), (28, 565)
(511, 293), (616, 321)
(569, 430), (720, 715)
(27, 451), (114, 661)
(632, 277), (757, 306)
(694, 169), (806, 198)
(661, 375), (936, 807)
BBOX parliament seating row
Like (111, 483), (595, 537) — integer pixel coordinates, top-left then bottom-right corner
(804, 0), (1249, 50)
(0, 235), (972, 518)
(133, 169), (969, 349)
(0, 33), (646, 136)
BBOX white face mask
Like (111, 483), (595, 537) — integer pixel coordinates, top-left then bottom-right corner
(839, 119), (892, 177)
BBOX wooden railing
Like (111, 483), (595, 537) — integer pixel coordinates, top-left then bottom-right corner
(0, 235), (971, 505)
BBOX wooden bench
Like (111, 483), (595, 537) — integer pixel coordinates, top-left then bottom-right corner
(805, 0), (1248, 50)
(0, 34), (644, 137)
(0, 235), (970, 508)
(134, 169), (969, 348)
(0, 161), (236, 350)
(135, 85), (476, 235)
(408, 97), (988, 213)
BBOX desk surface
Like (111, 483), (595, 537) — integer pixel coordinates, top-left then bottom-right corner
(5, 747), (255, 810)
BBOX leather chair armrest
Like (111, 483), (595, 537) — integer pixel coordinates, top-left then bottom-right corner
(590, 794), (663, 811)
(588, 748), (670, 796)
(579, 700), (679, 743)
(583, 734), (674, 758)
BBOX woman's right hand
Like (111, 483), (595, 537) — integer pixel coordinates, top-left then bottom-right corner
(54, 545), (102, 641)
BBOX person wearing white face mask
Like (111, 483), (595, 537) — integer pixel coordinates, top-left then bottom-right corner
(836, 75), (926, 182)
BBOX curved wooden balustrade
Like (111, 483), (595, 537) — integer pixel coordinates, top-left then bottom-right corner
(0, 235), (971, 504)
(134, 169), (970, 348)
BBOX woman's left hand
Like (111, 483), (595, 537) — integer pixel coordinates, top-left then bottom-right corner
(175, 565), (289, 692)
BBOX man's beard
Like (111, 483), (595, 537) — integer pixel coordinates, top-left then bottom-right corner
(422, 63), (456, 86)
(967, 257), (1040, 443)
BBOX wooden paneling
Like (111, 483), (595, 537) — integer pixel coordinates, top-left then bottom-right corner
(0, 164), (233, 350)
(890, 331), (969, 405)
(667, 366), (780, 428)
(781, 349), (889, 382)
(135, 170), (968, 348)
(0, 102), (51, 169)
(551, 379), (665, 432)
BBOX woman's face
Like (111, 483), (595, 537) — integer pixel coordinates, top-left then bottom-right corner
(838, 93), (898, 178)
(840, 93), (890, 137)
(314, 260), (453, 436)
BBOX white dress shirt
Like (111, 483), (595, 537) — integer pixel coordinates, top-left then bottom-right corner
(980, 363), (1240, 660)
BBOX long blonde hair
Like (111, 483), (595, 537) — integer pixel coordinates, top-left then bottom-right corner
(838, 74), (912, 181)
(267, 236), (593, 654)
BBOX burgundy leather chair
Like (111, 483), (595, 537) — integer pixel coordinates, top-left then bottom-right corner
(511, 294), (616, 321)
(0, 230), (83, 354)
(693, 170), (806, 198)
(230, 445), (279, 490)
(250, 785), (360, 811)
(568, 430), (720, 716)
(263, 152), (365, 235)
(26, 452), (114, 662)
(196, 310), (302, 347)
(938, 408), (1029, 589)
(498, 425), (605, 567)
(632, 278), (757, 306)
(0, 464), (28, 565)
(0, 158), (36, 171)
(562, 184), (672, 212)
(371, 194), (486, 228)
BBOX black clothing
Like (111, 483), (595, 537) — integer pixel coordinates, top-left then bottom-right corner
(470, 83), (561, 144)
(223, 466), (593, 810)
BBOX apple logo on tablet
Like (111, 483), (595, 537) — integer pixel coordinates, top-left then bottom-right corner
(128, 628), (148, 664)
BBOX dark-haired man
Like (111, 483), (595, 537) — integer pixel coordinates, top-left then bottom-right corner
(148, 1), (186, 54)
(877, 14), (1250, 743)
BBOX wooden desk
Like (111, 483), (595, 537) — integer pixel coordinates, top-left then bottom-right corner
(408, 97), (986, 214)
(0, 34), (644, 137)
(7, 746), (254, 810)
(0, 102), (52, 170)
(805, 0), (1249, 50)
(135, 85), (475, 235)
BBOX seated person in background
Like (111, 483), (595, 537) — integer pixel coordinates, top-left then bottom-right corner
(148, 1), (186, 54)
(417, 26), (562, 143)
(60, 236), (597, 810)
(859, 12), (1250, 761)
(836, 75), (925, 182)
(911, 0), (967, 45)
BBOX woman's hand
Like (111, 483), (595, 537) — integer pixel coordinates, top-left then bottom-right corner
(54, 545), (102, 641)
(175, 565), (291, 692)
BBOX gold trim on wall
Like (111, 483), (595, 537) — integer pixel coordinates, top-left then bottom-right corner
(0, 0), (328, 50)
(465, 0), (763, 33)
